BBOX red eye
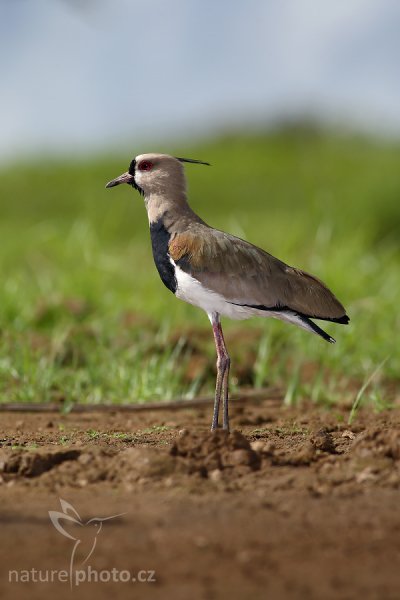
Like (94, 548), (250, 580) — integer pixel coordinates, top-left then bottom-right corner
(138, 160), (153, 171)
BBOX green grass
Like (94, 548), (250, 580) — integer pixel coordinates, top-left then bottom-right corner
(0, 127), (399, 409)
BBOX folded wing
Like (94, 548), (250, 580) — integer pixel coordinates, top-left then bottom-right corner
(169, 227), (348, 323)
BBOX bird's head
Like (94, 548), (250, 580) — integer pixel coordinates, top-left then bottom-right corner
(85, 518), (104, 537)
(105, 153), (209, 199)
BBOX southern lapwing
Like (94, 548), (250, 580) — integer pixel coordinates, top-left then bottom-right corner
(106, 153), (349, 431)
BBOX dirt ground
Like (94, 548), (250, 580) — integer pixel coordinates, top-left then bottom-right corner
(1, 398), (400, 600)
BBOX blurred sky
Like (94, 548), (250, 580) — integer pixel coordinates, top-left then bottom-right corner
(1, 0), (400, 162)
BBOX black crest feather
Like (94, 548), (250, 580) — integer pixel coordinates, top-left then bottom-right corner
(175, 157), (211, 166)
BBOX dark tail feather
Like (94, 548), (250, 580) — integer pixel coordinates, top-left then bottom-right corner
(298, 315), (336, 344)
(228, 302), (349, 342)
(230, 302), (350, 326)
(313, 314), (350, 325)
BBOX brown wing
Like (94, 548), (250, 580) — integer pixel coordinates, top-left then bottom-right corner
(169, 227), (348, 321)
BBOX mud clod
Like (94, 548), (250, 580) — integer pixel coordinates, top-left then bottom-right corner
(170, 429), (261, 475)
(311, 428), (336, 453)
(1, 449), (80, 478)
(352, 428), (400, 460)
(272, 441), (316, 466)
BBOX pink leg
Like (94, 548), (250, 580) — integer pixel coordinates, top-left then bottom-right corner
(210, 313), (231, 431)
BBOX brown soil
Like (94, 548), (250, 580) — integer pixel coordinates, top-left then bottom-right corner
(1, 400), (400, 599)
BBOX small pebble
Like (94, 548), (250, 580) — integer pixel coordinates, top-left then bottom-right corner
(78, 453), (92, 465)
(194, 536), (208, 548)
(250, 440), (265, 453)
(231, 449), (253, 466)
(236, 550), (253, 564)
(263, 441), (276, 455)
(342, 430), (356, 440)
(356, 468), (376, 483)
(209, 469), (223, 482)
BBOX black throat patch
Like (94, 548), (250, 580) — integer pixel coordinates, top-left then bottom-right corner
(128, 159), (144, 196)
(149, 219), (177, 294)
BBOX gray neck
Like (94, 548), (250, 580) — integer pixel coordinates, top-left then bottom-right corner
(145, 191), (206, 232)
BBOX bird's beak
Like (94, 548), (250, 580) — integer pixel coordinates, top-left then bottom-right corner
(105, 172), (134, 189)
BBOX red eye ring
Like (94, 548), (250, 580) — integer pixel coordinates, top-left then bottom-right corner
(138, 160), (153, 171)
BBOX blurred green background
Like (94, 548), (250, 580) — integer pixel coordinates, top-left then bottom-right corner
(0, 129), (399, 407)
(1, 2), (400, 410)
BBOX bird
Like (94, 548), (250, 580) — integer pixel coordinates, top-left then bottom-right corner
(49, 498), (125, 586)
(106, 153), (349, 432)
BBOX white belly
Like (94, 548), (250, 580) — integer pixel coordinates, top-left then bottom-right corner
(172, 260), (320, 337)
(173, 262), (251, 320)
